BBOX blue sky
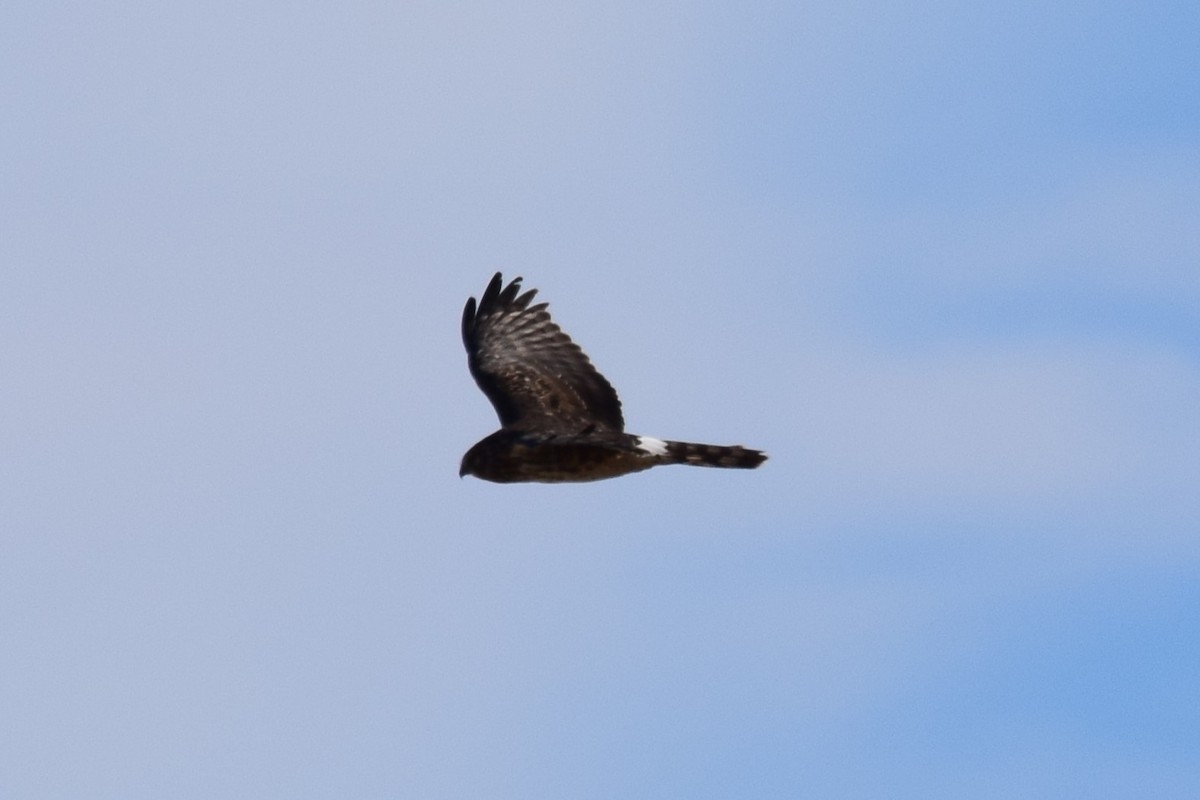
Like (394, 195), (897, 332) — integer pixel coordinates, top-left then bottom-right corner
(2, 1), (1198, 797)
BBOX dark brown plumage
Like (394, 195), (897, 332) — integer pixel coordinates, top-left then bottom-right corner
(460, 273), (767, 483)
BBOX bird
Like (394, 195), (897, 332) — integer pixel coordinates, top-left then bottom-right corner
(459, 273), (767, 483)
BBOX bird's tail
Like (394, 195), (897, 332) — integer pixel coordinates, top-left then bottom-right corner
(661, 440), (767, 470)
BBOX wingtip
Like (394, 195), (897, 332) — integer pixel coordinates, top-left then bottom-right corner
(461, 295), (478, 344)
(467, 272), (532, 344)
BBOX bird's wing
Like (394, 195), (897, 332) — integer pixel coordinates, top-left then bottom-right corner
(462, 273), (624, 432)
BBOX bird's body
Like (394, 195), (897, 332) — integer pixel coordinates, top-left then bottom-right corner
(461, 430), (656, 483)
(460, 273), (766, 483)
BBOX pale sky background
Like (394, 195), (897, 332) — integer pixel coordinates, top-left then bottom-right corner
(3, 2), (1199, 798)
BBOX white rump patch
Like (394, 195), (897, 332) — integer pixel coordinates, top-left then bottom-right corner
(636, 436), (669, 457)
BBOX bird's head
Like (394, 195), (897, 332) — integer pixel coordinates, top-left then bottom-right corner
(459, 443), (483, 479)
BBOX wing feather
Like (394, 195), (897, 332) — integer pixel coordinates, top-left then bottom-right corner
(462, 273), (624, 432)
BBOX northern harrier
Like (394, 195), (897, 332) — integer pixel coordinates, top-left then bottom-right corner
(459, 273), (766, 483)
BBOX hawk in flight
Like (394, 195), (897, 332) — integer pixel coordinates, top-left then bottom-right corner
(460, 273), (767, 483)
